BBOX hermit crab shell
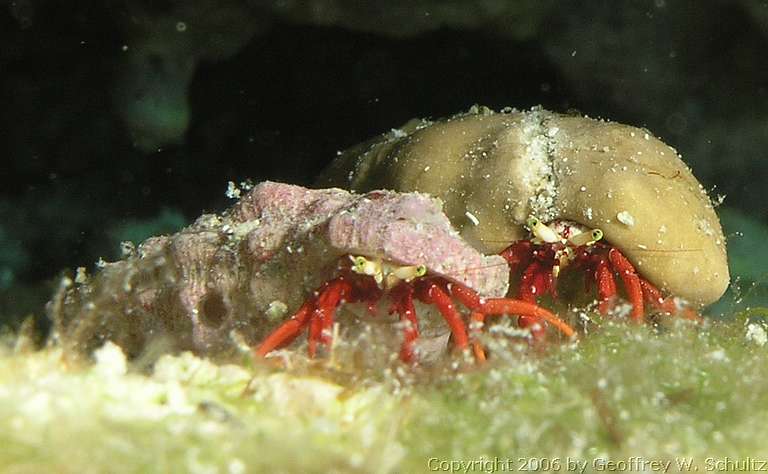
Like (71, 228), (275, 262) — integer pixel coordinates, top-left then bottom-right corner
(317, 106), (729, 306)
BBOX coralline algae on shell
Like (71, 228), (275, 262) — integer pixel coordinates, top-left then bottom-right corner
(52, 181), (508, 358)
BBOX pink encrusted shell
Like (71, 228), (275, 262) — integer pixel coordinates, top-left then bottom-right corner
(54, 181), (508, 356)
(236, 182), (508, 297)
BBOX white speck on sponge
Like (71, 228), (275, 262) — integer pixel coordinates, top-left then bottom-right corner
(465, 211), (480, 226)
(617, 211), (635, 227)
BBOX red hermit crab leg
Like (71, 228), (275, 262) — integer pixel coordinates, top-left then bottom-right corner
(445, 279), (575, 361)
(606, 248), (645, 321)
(253, 301), (314, 357)
(253, 276), (354, 358)
(479, 299), (576, 339)
(413, 278), (470, 351)
(446, 282), (492, 360)
(388, 283), (419, 363)
(307, 277), (353, 357)
(468, 300), (575, 361)
(517, 260), (555, 338)
(594, 257), (617, 314)
(638, 278), (679, 314)
(638, 279), (702, 321)
(580, 242), (697, 322)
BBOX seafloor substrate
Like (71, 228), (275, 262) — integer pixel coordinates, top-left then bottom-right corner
(1, 318), (767, 473)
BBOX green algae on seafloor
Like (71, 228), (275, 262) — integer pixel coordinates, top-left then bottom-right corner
(2, 319), (768, 473)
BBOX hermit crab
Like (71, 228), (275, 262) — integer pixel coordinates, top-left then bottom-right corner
(317, 106), (730, 337)
(52, 181), (572, 363)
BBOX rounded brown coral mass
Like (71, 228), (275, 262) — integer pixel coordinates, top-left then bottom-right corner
(318, 106), (729, 306)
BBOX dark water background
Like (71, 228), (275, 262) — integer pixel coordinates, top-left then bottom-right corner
(1, 0), (767, 329)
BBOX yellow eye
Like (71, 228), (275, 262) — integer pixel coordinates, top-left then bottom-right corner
(353, 256), (367, 270)
(592, 229), (604, 241)
(526, 216), (540, 229)
(415, 265), (427, 277)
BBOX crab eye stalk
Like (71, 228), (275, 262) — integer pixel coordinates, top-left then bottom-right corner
(392, 263), (428, 282)
(567, 228), (604, 247)
(527, 216), (562, 244)
(415, 265), (427, 277)
(350, 255), (378, 276)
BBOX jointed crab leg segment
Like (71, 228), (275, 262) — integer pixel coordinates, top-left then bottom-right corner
(445, 278), (575, 361)
(308, 278), (353, 357)
(448, 281), (483, 310)
(469, 299), (575, 362)
(414, 279), (470, 350)
(638, 279), (702, 321)
(595, 257), (617, 314)
(389, 283), (420, 363)
(480, 298), (574, 337)
(253, 301), (314, 357)
(639, 278), (666, 309)
(519, 261), (543, 302)
(515, 260), (554, 338)
(469, 311), (488, 362)
(254, 277), (354, 358)
(481, 299), (576, 338)
(607, 248), (644, 321)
